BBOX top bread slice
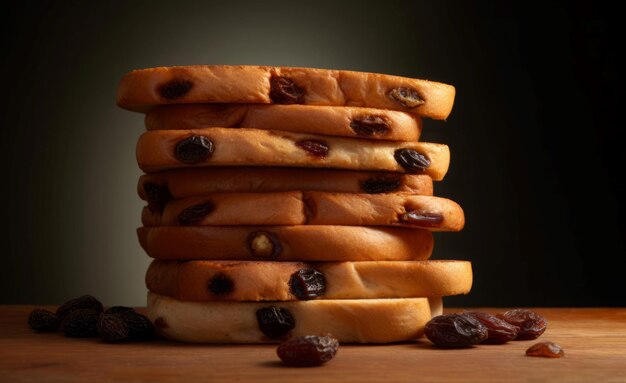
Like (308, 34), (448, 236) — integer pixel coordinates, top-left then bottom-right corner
(145, 104), (423, 141)
(117, 65), (455, 119)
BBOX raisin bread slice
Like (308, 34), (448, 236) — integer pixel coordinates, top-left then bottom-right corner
(148, 292), (438, 343)
(138, 225), (433, 261)
(146, 260), (472, 301)
(141, 192), (464, 232)
(138, 167), (433, 211)
(145, 104), (422, 141)
(117, 65), (455, 119)
(136, 127), (449, 179)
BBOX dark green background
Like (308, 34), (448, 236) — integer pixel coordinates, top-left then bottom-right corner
(2, 1), (624, 306)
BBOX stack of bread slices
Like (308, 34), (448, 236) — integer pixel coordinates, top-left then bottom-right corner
(117, 65), (471, 343)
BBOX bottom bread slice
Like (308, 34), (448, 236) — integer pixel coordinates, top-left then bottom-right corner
(148, 292), (437, 343)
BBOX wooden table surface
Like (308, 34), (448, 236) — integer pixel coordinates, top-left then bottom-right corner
(1, 306), (625, 382)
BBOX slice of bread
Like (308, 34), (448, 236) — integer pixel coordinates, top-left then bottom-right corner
(145, 104), (422, 141)
(138, 225), (434, 261)
(148, 292), (436, 343)
(117, 65), (455, 119)
(146, 260), (472, 301)
(136, 127), (450, 179)
(141, 192), (464, 231)
(138, 167), (434, 206)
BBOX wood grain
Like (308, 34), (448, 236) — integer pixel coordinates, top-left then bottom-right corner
(1, 306), (625, 382)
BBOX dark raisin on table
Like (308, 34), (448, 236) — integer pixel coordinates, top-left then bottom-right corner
(56, 295), (103, 320)
(526, 341), (564, 358)
(117, 311), (155, 340)
(28, 309), (60, 332)
(277, 335), (339, 367)
(424, 313), (488, 348)
(104, 306), (135, 315)
(97, 313), (130, 342)
(464, 311), (520, 344)
(60, 308), (100, 338)
(497, 309), (547, 340)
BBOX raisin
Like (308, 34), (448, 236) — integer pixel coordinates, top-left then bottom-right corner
(60, 309), (100, 338)
(154, 317), (168, 329)
(208, 273), (235, 295)
(350, 115), (390, 136)
(118, 311), (155, 340)
(177, 201), (215, 225)
(388, 87), (424, 108)
(97, 313), (130, 342)
(289, 269), (326, 300)
(526, 341), (564, 358)
(247, 231), (282, 258)
(360, 176), (401, 194)
(497, 309), (547, 340)
(175, 135), (214, 165)
(277, 335), (339, 366)
(104, 306), (135, 315)
(296, 139), (329, 158)
(464, 312), (520, 344)
(256, 307), (295, 339)
(424, 314), (488, 348)
(394, 149), (430, 173)
(56, 295), (103, 321)
(28, 309), (60, 332)
(400, 211), (444, 227)
(144, 183), (172, 213)
(269, 76), (304, 104)
(159, 79), (193, 100)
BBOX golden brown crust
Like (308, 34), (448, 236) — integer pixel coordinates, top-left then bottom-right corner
(142, 191), (305, 227)
(141, 192), (464, 232)
(303, 192), (464, 231)
(146, 260), (472, 301)
(137, 167), (434, 200)
(147, 292), (433, 343)
(136, 127), (450, 179)
(138, 225), (434, 261)
(145, 104), (423, 141)
(117, 65), (455, 119)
